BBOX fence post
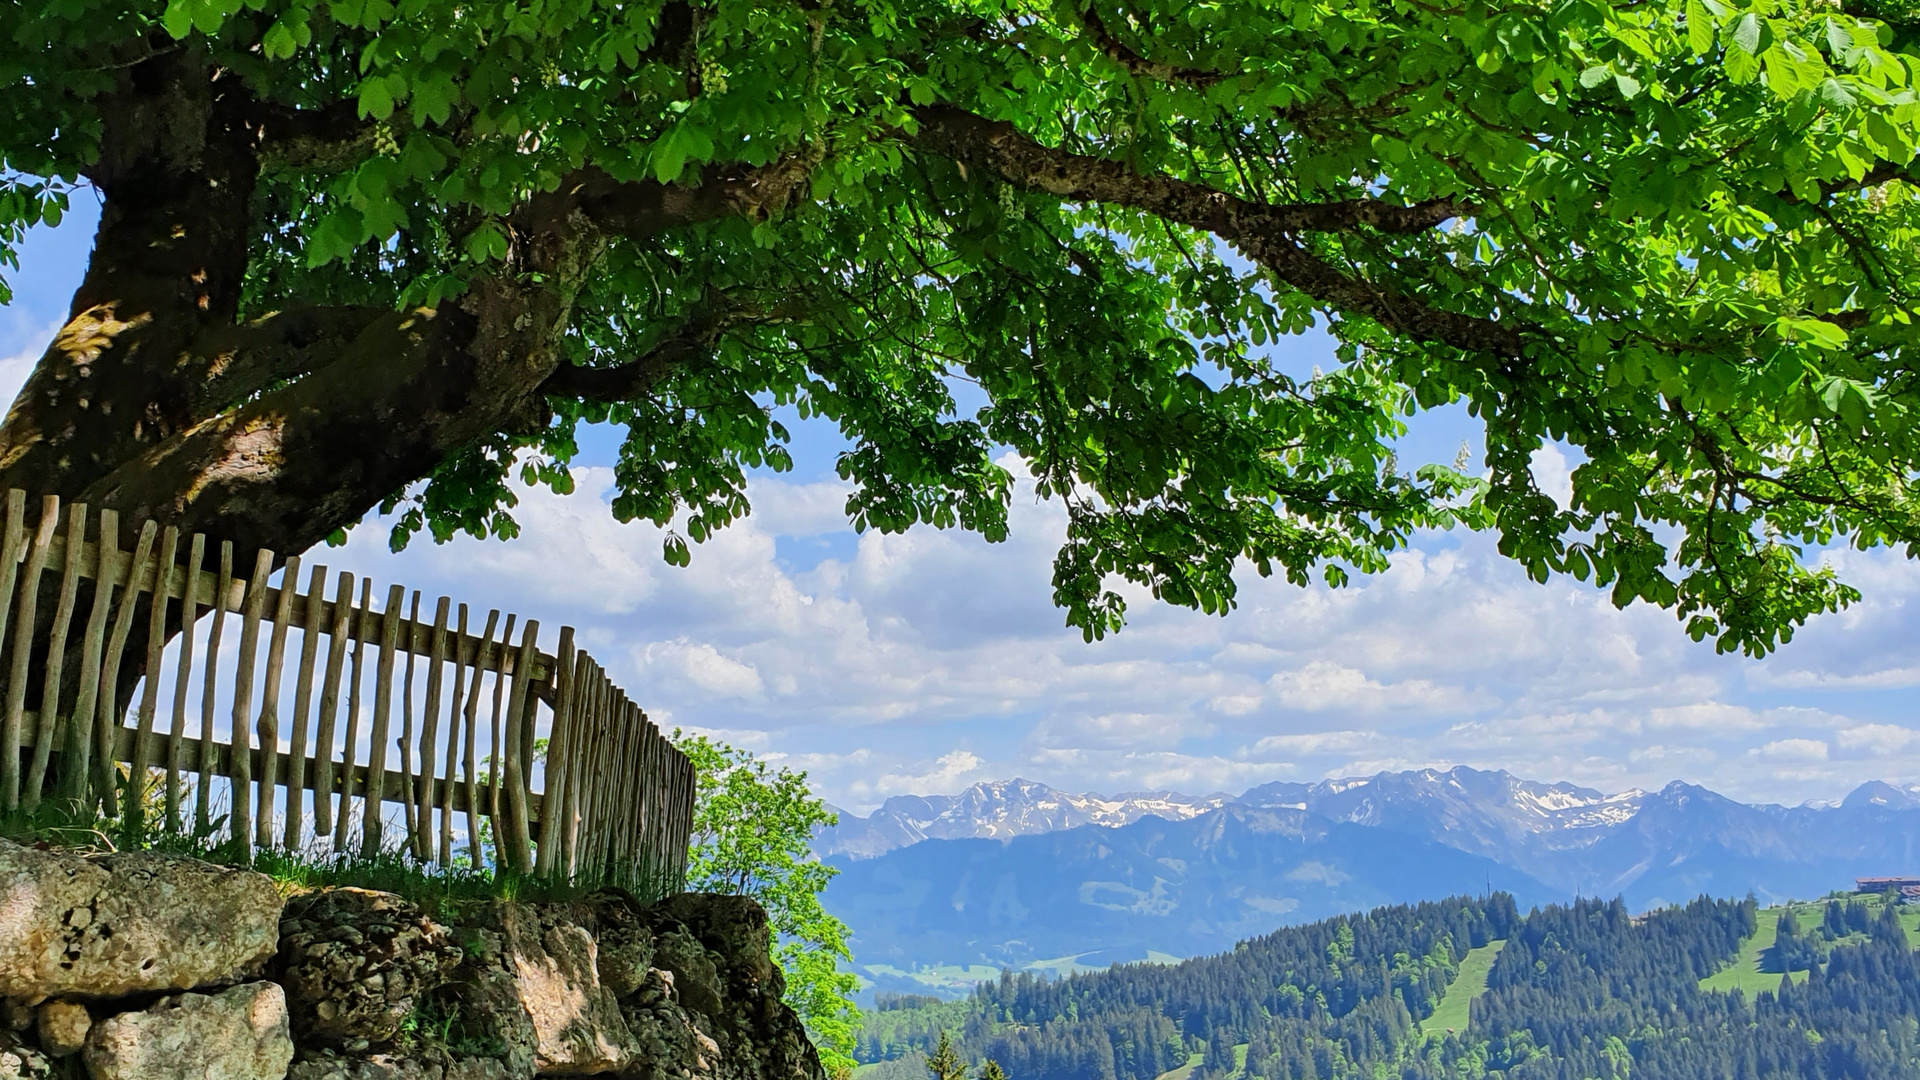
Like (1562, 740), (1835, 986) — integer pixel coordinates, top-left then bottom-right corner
(128, 525), (180, 833)
(96, 520), (158, 822)
(26, 504), (89, 810)
(284, 563), (328, 850)
(501, 619), (539, 875)
(1, 494), (55, 809)
(160, 532), (205, 830)
(255, 554), (299, 850)
(535, 626), (576, 878)
(364, 583), (405, 856)
(223, 547), (273, 853)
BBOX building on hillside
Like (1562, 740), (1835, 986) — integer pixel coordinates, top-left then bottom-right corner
(1855, 876), (1920, 902)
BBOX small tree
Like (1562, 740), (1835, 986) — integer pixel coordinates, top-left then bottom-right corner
(980, 1059), (1010, 1080)
(676, 731), (858, 1075)
(926, 1032), (968, 1080)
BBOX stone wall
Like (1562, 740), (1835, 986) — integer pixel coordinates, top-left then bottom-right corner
(0, 839), (826, 1080)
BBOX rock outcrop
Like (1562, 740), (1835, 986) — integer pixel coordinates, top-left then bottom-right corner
(442, 891), (822, 1080)
(0, 837), (819, 1080)
(276, 888), (465, 1051)
(0, 839), (283, 1001)
(83, 981), (295, 1080)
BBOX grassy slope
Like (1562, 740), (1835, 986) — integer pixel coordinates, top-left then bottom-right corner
(1420, 940), (1507, 1038)
(1695, 897), (1920, 995)
(1700, 907), (1802, 995)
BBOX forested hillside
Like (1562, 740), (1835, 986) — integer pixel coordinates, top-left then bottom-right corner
(856, 892), (1920, 1080)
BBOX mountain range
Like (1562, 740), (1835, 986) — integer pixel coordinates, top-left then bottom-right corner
(817, 768), (1920, 997)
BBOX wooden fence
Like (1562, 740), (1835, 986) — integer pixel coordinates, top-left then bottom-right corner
(0, 490), (693, 898)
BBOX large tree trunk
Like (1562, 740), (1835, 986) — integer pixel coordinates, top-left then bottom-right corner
(0, 58), (593, 560)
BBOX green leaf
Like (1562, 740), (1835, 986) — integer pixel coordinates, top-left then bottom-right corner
(650, 122), (715, 184)
(262, 19), (298, 59)
(357, 77), (395, 121)
(1686, 0), (1716, 55)
(1730, 12), (1763, 55)
(161, 0), (195, 38)
(1780, 317), (1849, 351)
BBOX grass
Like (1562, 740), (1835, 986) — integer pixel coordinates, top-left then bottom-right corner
(1421, 939), (1507, 1038)
(1699, 895), (1920, 995)
(1699, 907), (1806, 995)
(0, 782), (673, 912)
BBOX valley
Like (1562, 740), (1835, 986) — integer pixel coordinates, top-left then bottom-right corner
(855, 890), (1920, 1080)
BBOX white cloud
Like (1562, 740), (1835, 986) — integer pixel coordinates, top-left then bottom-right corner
(1269, 661), (1482, 714)
(1836, 724), (1920, 756)
(1754, 738), (1830, 762)
(642, 639), (766, 699)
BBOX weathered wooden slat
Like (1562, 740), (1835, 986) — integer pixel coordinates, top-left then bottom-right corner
(599, 689), (628, 875)
(163, 532), (206, 830)
(196, 541), (234, 834)
(363, 583), (405, 855)
(534, 626), (576, 877)
(0, 495), (31, 774)
(438, 602), (468, 868)
(65, 508), (118, 803)
(228, 547), (274, 851)
(127, 525), (180, 829)
(284, 562), (327, 850)
(500, 619), (539, 875)
(586, 667), (615, 877)
(94, 519), (158, 819)
(312, 571), (354, 838)
(253, 554), (301, 849)
(415, 595), (449, 861)
(463, 609), (499, 868)
(398, 590), (422, 855)
(334, 577), (374, 851)
(557, 651), (592, 877)
(1, 495), (57, 808)
(25, 505), (89, 809)
(484, 613), (515, 869)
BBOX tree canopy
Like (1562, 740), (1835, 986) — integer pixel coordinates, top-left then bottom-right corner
(4, 0), (1919, 653)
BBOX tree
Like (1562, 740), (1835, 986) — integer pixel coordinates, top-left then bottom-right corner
(676, 731), (859, 1075)
(5, 0), (1920, 653)
(980, 1058), (1010, 1080)
(928, 1032), (969, 1080)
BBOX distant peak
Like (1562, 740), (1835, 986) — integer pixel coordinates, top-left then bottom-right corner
(1843, 779), (1920, 810)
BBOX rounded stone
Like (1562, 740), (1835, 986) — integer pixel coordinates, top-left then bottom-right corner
(32, 1001), (88, 1058)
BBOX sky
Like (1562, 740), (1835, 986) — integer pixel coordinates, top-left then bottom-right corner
(5, 194), (1917, 815)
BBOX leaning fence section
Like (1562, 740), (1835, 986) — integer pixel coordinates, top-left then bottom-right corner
(0, 490), (693, 899)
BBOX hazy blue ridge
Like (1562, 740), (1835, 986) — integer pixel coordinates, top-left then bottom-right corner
(823, 803), (1564, 996)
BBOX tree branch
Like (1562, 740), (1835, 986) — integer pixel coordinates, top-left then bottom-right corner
(250, 98), (376, 172)
(522, 150), (821, 242)
(911, 105), (1526, 359)
(540, 318), (717, 403)
(185, 305), (390, 417)
(1075, 4), (1227, 86)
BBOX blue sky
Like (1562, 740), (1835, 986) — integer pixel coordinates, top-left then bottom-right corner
(6, 194), (1917, 813)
